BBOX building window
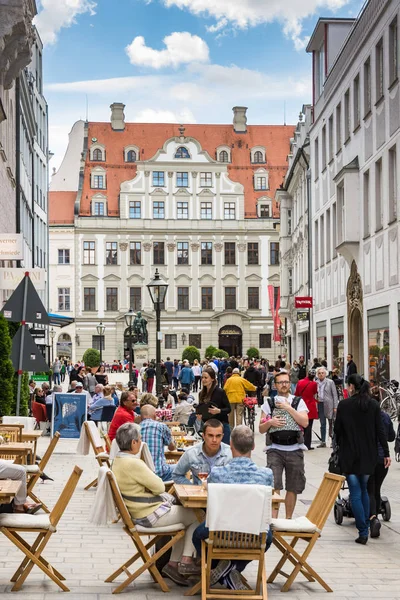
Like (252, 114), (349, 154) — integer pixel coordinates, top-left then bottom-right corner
(316, 322), (327, 360)
(92, 148), (103, 161)
(332, 203), (337, 258)
(153, 201), (165, 219)
(364, 57), (371, 116)
(93, 175), (105, 189)
(320, 214), (325, 266)
(92, 335), (105, 352)
(389, 17), (398, 86)
(153, 242), (165, 265)
(270, 242), (280, 265)
(288, 268), (293, 295)
(248, 287), (259, 309)
(83, 241), (95, 265)
(259, 334), (272, 349)
(224, 242), (236, 265)
(201, 242), (212, 265)
(353, 74), (360, 129)
(219, 150), (229, 163)
(106, 288), (118, 311)
(177, 287), (189, 310)
(130, 242), (141, 265)
(336, 103), (341, 153)
(58, 249), (70, 264)
(326, 209), (331, 263)
(363, 170), (370, 237)
(224, 202), (235, 220)
(153, 171), (165, 187)
(328, 115), (334, 162)
(375, 159), (382, 231)
(106, 241), (118, 265)
(129, 201), (141, 219)
(314, 137), (319, 176)
(389, 145), (397, 222)
(175, 146), (190, 159)
(344, 89), (350, 141)
(83, 287), (96, 311)
(201, 287), (213, 310)
(337, 184), (345, 245)
(177, 202), (188, 219)
(130, 287), (141, 311)
(331, 318), (344, 372)
(94, 202), (105, 216)
(189, 334), (201, 348)
(165, 334), (177, 349)
(375, 38), (384, 101)
(177, 242), (189, 265)
(200, 172), (212, 187)
(253, 150), (264, 164)
(225, 287), (236, 310)
(58, 288), (70, 311)
(254, 175), (267, 190)
(247, 242), (259, 265)
(176, 172), (189, 187)
(368, 306), (390, 384)
(287, 209), (292, 235)
(259, 204), (271, 218)
(200, 202), (212, 219)
(321, 126), (327, 169)
(126, 150), (136, 162)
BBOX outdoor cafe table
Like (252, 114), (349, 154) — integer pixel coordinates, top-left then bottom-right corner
(21, 430), (42, 463)
(0, 480), (22, 505)
(0, 442), (34, 464)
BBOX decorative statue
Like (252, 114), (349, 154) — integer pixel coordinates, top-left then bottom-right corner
(133, 311), (148, 344)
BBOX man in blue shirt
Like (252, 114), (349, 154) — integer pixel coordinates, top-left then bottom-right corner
(173, 419), (232, 485)
(179, 360), (195, 389)
(192, 425), (273, 591)
(164, 357), (174, 386)
(140, 405), (176, 481)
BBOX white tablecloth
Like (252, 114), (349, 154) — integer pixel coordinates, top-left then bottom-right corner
(2, 416), (36, 431)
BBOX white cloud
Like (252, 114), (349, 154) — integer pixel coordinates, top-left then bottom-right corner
(125, 32), (209, 69)
(133, 108), (197, 123)
(34, 0), (97, 45)
(162, 0), (350, 49)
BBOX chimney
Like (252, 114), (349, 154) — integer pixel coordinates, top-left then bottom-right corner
(232, 106), (248, 133)
(110, 102), (126, 131)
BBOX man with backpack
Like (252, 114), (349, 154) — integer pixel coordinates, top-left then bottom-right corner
(259, 370), (309, 519)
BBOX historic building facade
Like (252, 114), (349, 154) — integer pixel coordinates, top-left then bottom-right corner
(307, 0), (400, 382)
(49, 107), (293, 361)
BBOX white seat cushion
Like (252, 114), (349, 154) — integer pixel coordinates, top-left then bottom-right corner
(97, 452), (109, 459)
(271, 516), (319, 533)
(134, 522), (185, 534)
(0, 513), (55, 531)
(23, 464), (40, 473)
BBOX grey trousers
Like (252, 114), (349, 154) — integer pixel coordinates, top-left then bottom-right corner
(0, 460), (27, 505)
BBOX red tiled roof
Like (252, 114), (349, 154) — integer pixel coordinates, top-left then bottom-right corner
(49, 191), (76, 224)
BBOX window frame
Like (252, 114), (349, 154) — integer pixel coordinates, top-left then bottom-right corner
(165, 334), (177, 350)
(219, 150), (229, 163)
(92, 148), (103, 161)
(130, 242), (141, 265)
(152, 171), (165, 187)
(129, 201), (141, 219)
(92, 174), (105, 189)
(94, 201), (105, 216)
(177, 201), (189, 219)
(176, 172), (189, 187)
(259, 333), (272, 349)
(201, 242), (213, 265)
(200, 202), (212, 220)
(83, 241), (96, 265)
(247, 242), (259, 265)
(201, 287), (213, 310)
(83, 287), (96, 311)
(106, 287), (118, 312)
(200, 172), (212, 187)
(270, 242), (280, 266)
(253, 150), (264, 164)
(129, 287), (142, 312)
(58, 287), (70, 311)
(153, 201), (165, 219)
(58, 249), (70, 265)
(177, 241), (189, 265)
(254, 175), (267, 190)
(106, 241), (118, 266)
(175, 146), (190, 159)
(177, 286), (189, 310)
(153, 241), (165, 265)
(224, 202), (235, 220)
(248, 287), (260, 309)
(224, 287), (237, 310)
(224, 242), (236, 265)
(126, 149), (136, 163)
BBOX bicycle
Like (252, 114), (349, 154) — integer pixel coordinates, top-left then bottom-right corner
(243, 397), (258, 432)
(379, 379), (400, 421)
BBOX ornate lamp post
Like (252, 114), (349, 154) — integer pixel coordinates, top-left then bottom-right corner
(96, 321), (105, 365)
(49, 328), (56, 365)
(124, 308), (135, 384)
(147, 269), (169, 395)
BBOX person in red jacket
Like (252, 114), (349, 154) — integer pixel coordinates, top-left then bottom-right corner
(108, 391), (138, 441)
(295, 370), (318, 450)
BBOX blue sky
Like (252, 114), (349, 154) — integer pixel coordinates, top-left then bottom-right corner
(34, 0), (365, 169)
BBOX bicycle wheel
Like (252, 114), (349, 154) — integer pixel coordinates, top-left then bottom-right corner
(249, 407), (255, 432)
(380, 392), (397, 420)
(243, 406), (249, 426)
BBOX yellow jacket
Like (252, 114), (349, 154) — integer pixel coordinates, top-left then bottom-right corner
(223, 374), (256, 404)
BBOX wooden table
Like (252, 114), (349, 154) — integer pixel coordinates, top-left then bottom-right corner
(0, 480), (22, 505)
(21, 431), (42, 463)
(0, 423), (24, 441)
(0, 442), (34, 464)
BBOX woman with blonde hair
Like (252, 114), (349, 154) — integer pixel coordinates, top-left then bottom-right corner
(191, 359), (202, 392)
(140, 393), (158, 409)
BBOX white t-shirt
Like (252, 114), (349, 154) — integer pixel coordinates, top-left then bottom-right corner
(209, 362), (218, 374)
(261, 395), (308, 452)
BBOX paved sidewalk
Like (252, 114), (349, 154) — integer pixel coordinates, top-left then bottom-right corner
(0, 412), (399, 599)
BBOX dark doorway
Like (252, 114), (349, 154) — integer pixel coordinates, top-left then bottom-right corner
(218, 326), (242, 357)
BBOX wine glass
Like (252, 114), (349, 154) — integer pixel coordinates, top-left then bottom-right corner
(197, 465), (210, 489)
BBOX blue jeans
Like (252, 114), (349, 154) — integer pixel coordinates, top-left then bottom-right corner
(347, 474), (370, 537)
(222, 422), (231, 445)
(318, 402), (326, 442)
(161, 464), (175, 482)
(53, 372), (61, 385)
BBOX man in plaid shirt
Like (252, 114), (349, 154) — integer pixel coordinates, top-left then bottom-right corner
(140, 405), (176, 481)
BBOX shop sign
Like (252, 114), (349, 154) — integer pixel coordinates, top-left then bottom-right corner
(0, 234), (22, 260)
(295, 296), (313, 309)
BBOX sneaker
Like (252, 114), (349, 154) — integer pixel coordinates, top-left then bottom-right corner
(178, 562), (201, 576)
(370, 517), (381, 538)
(210, 560), (232, 586)
(355, 536), (368, 545)
(162, 564), (190, 587)
(317, 442), (326, 448)
(224, 569), (248, 591)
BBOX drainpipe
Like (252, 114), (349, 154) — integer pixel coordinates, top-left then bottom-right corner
(15, 77), (21, 268)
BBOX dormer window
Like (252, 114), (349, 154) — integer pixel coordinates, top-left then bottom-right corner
(257, 198), (272, 218)
(124, 145), (140, 163)
(175, 146), (190, 159)
(91, 167), (106, 189)
(126, 150), (136, 162)
(92, 148), (103, 161)
(254, 168), (269, 191)
(253, 151), (264, 163)
(216, 145), (231, 163)
(251, 147), (266, 164)
(90, 144), (105, 162)
(220, 151), (229, 162)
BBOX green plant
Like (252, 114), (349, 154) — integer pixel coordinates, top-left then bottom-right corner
(182, 346), (201, 363)
(205, 345), (218, 359)
(369, 345), (380, 358)
(82, 348), (100, 368)
(214, 349), (229, 359)
(380, 345), (390, 357)
(0, 313), (15, 416)
(246, 347), (260, 360)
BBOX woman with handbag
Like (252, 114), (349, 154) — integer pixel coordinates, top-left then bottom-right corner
(334, 374), (391, 544)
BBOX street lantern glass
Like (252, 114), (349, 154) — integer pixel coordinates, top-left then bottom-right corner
(97, 321), (106, 336)
(147, 269), (168, 305)
(124, 308), (135, 328)
(49, 328), (56, 340)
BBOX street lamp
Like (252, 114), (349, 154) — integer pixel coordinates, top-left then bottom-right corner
(49, 328), (56, 364)
(124, 308), (135, 384)
(96, 321), (106, 365)
(147, 269), (169, 395)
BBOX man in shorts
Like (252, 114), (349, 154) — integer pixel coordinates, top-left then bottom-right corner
(259, 370), (309, 518)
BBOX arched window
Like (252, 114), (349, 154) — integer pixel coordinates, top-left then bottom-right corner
(253, 150), (264, 164)
(126, 150), (136, 162)
(93, 148), (103, 161)
(219, 150), (229, 163)
(175, 146), (190, 159)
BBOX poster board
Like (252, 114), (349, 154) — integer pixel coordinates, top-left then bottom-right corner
(52, 393), (87, 439)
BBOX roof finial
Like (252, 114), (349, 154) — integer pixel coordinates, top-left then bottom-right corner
(179, 125), (185, 137)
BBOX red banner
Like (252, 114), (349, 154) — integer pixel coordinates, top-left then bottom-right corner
(295, 296), (313, 309)
(268, 285), (275, 322)
(274, 287), (281, 342)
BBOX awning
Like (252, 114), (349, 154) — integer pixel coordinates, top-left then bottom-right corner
(48, 313), (75, 328)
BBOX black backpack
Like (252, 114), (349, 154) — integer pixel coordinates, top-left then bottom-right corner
(267, 396), (303, 445)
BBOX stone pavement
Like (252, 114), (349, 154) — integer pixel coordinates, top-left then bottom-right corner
(1, 408), (400, 599)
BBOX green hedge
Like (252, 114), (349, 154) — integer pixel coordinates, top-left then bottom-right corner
(82, 348), (100, 368)
(182, 346), (201, 363)
(0, 314), (15, 416)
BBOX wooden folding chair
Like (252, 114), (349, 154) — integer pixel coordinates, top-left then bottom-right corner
(105, 469), (186, 594)
(268, 472), (345, 593)
(84, 421), (111, 490)
(23, 432), (60, 513)
(0, 465), (83, 592)
(0, 424), (23, 441)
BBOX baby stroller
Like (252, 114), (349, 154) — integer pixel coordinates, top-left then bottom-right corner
(334, 480), (391, 524)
